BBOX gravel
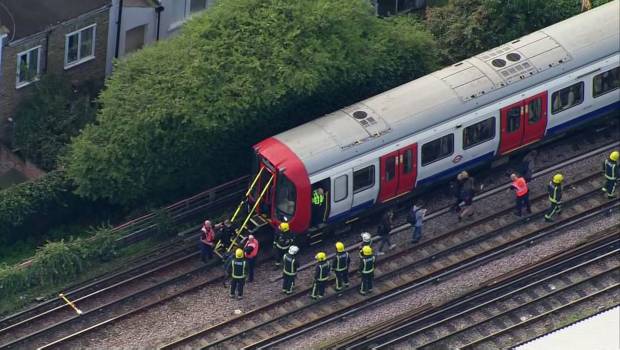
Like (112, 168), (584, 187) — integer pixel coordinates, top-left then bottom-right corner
(60, 128), (619, 349)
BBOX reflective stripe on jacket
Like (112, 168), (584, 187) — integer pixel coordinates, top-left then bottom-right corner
(283, 253), (298, 276)
(231, 258), (246, 279)
(360, 255), (375, 274)
(244, 239), (259, 259)
(312, 191), (324, 205)
(315, 261), (331, 281)
(604, 159), (618, 180)
(334, 252), (350, 272)
(548, 182), (562, 204)
(512, 177), (528, 197)
(274, 231), (293, 250)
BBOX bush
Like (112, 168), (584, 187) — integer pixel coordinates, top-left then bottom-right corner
(13, 75), (98, 170)
(64, 0), (439, 205)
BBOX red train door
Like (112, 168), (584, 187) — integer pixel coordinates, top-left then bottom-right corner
(378, 144), (418, 203)
(499, 92), (548, 155)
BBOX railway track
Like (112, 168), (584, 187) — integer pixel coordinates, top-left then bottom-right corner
(158, 176), (618, 349)
(3, 142), (617, 349)
(326, 226), (619, 349)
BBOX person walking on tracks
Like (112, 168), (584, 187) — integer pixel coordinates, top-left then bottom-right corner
(510, 173), (532, 217)
(273, 222), (293, 267)
(408, 202), (427, 244)
(359, 245), (376, 295)
(310, 252), (331, 299)
(377, 210), (395, 255)
(545, 174), (564, 222)
(282, 245), (299, 294)
(227, 248), (248, 299)
(242, 234), (260, 282)
(602, 151), (619, 199)
(457, 172), (477, 222)
(333, 242), (350, 292)
(199, 220), (216, 262)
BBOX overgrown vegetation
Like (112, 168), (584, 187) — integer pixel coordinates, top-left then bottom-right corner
(14, 75), (99, 170)
(64, 0), (439, 205)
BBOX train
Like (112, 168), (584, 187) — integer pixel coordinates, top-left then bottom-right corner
(247, 1), (620, 236)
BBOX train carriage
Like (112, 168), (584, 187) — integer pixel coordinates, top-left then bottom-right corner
(248, 1), (620, 236)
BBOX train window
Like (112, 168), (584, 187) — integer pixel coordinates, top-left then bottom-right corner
(593, 67), (619, 98)
(551, 82), (584, 114)
(385, 157), (396, 181)
(334, 175), (348, 202)
(528, 98), (542, 124)
(463, 117), (495, 149)
(506, 107), (520, 132)
(422, 134), (454, 166)
(403, 149), (413, 174)
(275, 174), (296, 219)
(353, 166), (375, 193)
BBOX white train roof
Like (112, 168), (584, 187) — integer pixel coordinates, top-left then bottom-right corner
(274, 1), (620, 176)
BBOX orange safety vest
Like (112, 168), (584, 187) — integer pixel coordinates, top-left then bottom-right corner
(245, 238), (259, 259)
(201, 226), (215, 246)
(512, 177), (529, 197)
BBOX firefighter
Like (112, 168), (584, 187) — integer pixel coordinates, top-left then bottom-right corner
(359, 245), (376, 295)
(227, 248), (247, 299)
(199, 220), (215, 262)
(311, 252), (331, 299)
(273, 222), (293, 267)
(333, 242), (350, 292)
(311, 187), (327, 227)
(242, 235), (259, 282)
(602, 151), (619, 199)
(545, 174), (564, 222)
(282, 245), (300, 294)
(359, 232), (372, 259)
(510, 173), (531, 217)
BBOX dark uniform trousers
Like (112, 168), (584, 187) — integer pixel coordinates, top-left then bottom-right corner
(311, 262), (331, 299)
(515, 193), (531, 216)
(545, 182), (562, 221)
(282, 253), (298, 294)
(334, 252), (350, 291)
(335, 270), (349, 290)
(283, 274), (296, 294)
(230, 278), (245, 297)
(603, 159), (617, 198)
(360, 272), (373, 294)
(359, 255), (376, 295)
(229, 258), (247, 297)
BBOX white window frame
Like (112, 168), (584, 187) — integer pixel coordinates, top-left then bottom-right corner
(64, 24), (96, 69)
(16, 46), (42, 89)
(169, 0), (210, 31)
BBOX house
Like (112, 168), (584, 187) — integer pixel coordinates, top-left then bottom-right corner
(0, 0), (112, 140)
(106, 0), (216, 74)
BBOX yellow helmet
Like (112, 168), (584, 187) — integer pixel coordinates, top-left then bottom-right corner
(335, 242), (345, 252)
(610, 151), (620, 162)
(235, 248), (244, 259)
(279, 222), (290, 232)
(552, 173), (564, 184)
(362, 245), (372, 256)
(315, 252), (327, 261)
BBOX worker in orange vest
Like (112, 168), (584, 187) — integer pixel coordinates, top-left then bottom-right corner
(510, 173), (532, 217)
(200, 220), (216, 262)
(242, 235), (260, 282)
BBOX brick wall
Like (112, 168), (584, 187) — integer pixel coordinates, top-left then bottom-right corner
(0, 6), (110, 141)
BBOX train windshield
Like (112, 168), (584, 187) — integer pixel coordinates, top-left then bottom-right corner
(275, 174), (296, 221)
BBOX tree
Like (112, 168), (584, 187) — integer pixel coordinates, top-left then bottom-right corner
(425, 0), (613, 65)
(64, 0), (439, 205)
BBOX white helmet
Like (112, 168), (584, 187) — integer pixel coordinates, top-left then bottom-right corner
(361, 232), (371, 243)
(288, 245), (299, 255)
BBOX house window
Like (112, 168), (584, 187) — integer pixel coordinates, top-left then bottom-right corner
(593, 67), (619, 98)
(551, 82), (584, 114)
(125, 25), (146, 55)
(65, 24), (96, 68)
(353, 166), (375, 193)
(16, 46), (41, 87)
(334, 175), (348, 202)
(463, 117), (495, 149)
(422, 134), (454, 166)
(190, 0), (208, 13)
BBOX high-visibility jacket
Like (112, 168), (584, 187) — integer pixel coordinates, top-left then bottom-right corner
(274, 230), (293, 250)
(312, 190), (325, 205)
(604, 159), (618, 180)
(548, 182), (562, 204)
(333, 252), (350, 272)
(314, 261), (331, 282)
(360, 255), (376, 274)
(512, 177), (529, 197)
(201, 226), (215, 246)
(229, 258), (247, 279)
(244, 238), (259, 259)
(282, 253), (299, 276)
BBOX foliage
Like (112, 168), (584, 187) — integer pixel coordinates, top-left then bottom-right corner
(13, 75), (98, 170)
(0, 226), (116, 301)
(64, 0), (439, 205)
(425, 0), (613, 64)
